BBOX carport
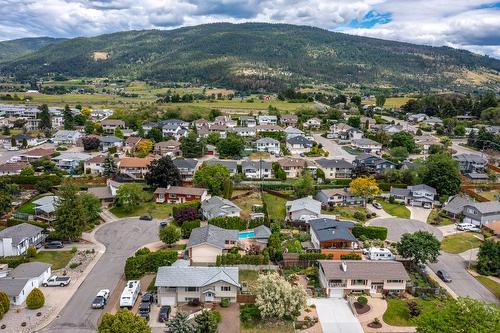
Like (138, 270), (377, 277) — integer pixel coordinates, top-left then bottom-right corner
(309, 298), (363, 333)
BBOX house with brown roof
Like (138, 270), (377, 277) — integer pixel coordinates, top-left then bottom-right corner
(319, 260), (410, 297)
(255, 124), (283, 133)
(124, 136), (144, 153)
(118, 157), (154, 179)
(84, 154), (107, 175)
(280, 114), (298, 126)
(315, 188), (365, 207)
(19, 148), (55, 162)
(154, 140), (182, 157)
(154, 186), (208, 204)
(277, 157), (311, 178)
(0, 162), (30, 175)
(101, 119), (125, 134)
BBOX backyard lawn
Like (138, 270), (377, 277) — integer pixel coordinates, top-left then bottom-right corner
(262, 193), (287, 223)
(323, 206), (371, 222)
(379, 200), (410, 219)
(440, 232), (483, 254)
(249, 151), (271, 160)
(239, 270), (259, 293)
(110, 202), (173, 219)
(33, 251), (74, 270)
(17, 202), (35, 214)
(383, 298), (440, 326)
(426, 209), (453, 226)
(475, 276), (500, 299)
(232, 192), (263, 220)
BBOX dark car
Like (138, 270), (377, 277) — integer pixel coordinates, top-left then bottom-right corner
(44, 241), (64, 249)
(437, 270), (452, 282)
(160, 221), (168, 228)
(139, 215), (153, 221)
(138, 302), (151, 321)
(158, 305), (171, 322)
(141, 293), (154, 304)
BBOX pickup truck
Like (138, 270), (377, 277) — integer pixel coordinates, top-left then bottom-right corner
(42, 276), (71, 287)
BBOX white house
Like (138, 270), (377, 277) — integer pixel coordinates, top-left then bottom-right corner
(390, 184), (437, 208)
(351, 138), (382, 155)
(257, 115), (278, 125)
(228, 127), (256, 137)
(285, 197), (322, 221)
(303, 117), (321, 129)
(52, 152), (92, 170)
(0, 262), (52, 305)
(201, 196), (241, 220)
(241, 160), (273, 179)
(52, 130), (81, 145)
(256, 137), (280, 154)
(0, 223), (45, 257)
(286, 135), (313, 155)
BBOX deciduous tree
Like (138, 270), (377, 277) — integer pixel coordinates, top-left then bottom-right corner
(160, 225), (181, 246)
(193, 163), (230, 196)
(350, 176), (380, 205)
(145, 156), (182, 188)
(293, 173), (315, 198)
(421, 153), (461, 196)
(82, 136), (100, 151)
(116, 183), (147, 212)
(396, 231), (440, 266)
(390, 131), (416, 153)
(135, 139), (153, 157)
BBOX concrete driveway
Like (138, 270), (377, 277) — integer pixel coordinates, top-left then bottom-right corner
(408, 206), (432, 223)
(309, 298), (363, 333)
(40, 218), (161, 333)
(313, 134), (356, 162)
(366, 204), (392, 219)
(428, 252), (498, 304)
(370, 218), (443, 242)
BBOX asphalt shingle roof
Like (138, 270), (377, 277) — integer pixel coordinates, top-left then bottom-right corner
(9, 262), (51, 279)
(315, 158), (353, 169)
(0, 223), (43, 245)
(319, 260), (410, 280)
(155, 265), (239, 288)
(0, 278), (30, 297)
(173, 159), (199, 170)
(187, 224), (239, 249)
(309, 218), (356, 242)
(287, 135), (312, 145)
(443, 195), (472, 215)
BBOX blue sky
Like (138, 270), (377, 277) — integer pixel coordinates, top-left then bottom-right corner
(0, 0), (499, 58)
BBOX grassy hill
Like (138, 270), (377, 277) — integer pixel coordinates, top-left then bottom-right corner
(1, 23), (499, 91)
(0, 37), (66, 62)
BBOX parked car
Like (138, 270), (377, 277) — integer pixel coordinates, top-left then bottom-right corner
(139, 215), (153, 221)
(158, 305), (171, 322)
(44, 241), (64, 249)
(437, 270), (452, 282)
(468, 225), (481, 233)
(7, 146), (19, 151)
(159, 221), (168, 228)
(141, 292), (154, 304)
(456, 223), (474, 231)
(138, 302), (151, 321)
(91, 289), (110, 309)
(372, 202), (382, 209)
(43, 275), (71, 287)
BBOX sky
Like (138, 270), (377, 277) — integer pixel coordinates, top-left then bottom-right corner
(0, 0), (499, 58)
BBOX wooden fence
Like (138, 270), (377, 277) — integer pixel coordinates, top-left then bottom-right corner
(237, 294), (256, 304)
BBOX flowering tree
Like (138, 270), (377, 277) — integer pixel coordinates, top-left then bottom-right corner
(255, 272), (307, 320)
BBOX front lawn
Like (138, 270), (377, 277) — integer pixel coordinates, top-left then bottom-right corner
(475, 276), (500, 299)
(110, 202), (173, 219)
(379, 199), (410, 219)
(383, 298), (440, 326)
(262, 192), (287, 223)
(342, 146), (363, 155)
(33, 251), (74, 270)
(440, 232), (482, 254)
(17, 202), (35, 214)
(427, 209), (453, 226)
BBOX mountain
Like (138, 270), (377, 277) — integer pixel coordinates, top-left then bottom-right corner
(1, 23), (499, 91)
(0, 37), (66, 62)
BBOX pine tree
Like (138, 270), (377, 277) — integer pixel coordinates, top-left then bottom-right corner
(53, 182), (86, 240)
(63, 104), (74, 130)
(181, 130), (205, 158)
(102, 155), (117, 177)
(166, 311), (196, 333)
(38, 104), (52, 131)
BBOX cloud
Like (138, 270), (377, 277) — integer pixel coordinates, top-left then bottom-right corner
(0, 0), (498, 58)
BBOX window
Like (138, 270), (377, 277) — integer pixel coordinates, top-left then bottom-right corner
(386, 280), (403, 284)
(351, 279), (367, 286)
(185, 287), (199, 292)
(221, 286), (231, 291)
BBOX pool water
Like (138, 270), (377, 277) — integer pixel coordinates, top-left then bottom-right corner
(239, 231), (256, 239)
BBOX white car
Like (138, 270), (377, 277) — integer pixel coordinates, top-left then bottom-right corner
(92, 289), (111, 309)
(7, 146), (19, 151)
(456, 223), (480, 232)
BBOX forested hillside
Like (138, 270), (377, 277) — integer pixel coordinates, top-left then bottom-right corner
(0, 37), (65, 62)
(1, 23), (499, 91)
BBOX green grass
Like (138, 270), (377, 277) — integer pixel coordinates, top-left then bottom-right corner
(475, 276), (500, 299)
(441, 232), (483, 254)
(17, 202), (35, 214)
(239, 270), (260, 293)
(379, 200), (411, 219)
(110, 202), (173, 219)
(322, 206), (371, 222)
(342, 146), (363, 155)
(426, 209), (454, 226)
(383, 298), (440, 326)
(241, 321), (295, 332)
(262, 193), (288, 223)
(32, 251), (74, 270)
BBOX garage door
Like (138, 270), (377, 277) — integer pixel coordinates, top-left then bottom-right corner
(329, 288), (344, 298)
(160, 296), (176, 306)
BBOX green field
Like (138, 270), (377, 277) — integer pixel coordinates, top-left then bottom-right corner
(33, 251), (74, 270)
(362, 97), (412, 108)
(378, 200), (411, 219)
(441, 232), (483, 254)
(262, 192), (288, 223)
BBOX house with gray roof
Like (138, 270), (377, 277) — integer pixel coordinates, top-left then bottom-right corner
(9, 262), (52, 286)
(204, 160), (237, 176)
(155, 264), (239, 305)
(0, 223), (45, 257)
(241, 160), (273, 179)
(33, 195), (59, 221)
(286, 135), (313, 155)
(187, 224), (239, 265)
(390, 184), (437, 208)
(353, 154), (396, 174)
(453, 154), (488, 179)
(351, 138), (382, 155)
(201, 196), (241, 220)
(315, 158), (353, 179)
(462, 201), (500, 227)
(99, 135), (123, 152)
(285, 196), (322, 221)
(309, 217), (358, 250)
(52, 130), (81, 145)
(173, 158), (199, 181)
(256, 137), (280, 154)
(52, 152), (92, 170)
(239, 116), (256, 127)
(284, 126), (304, 139)
(442, 195), (473, 218)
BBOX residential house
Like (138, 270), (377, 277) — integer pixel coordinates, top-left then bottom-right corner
(32, 195), (58, 221)
(212, 116), (236, 128)
(315, 188), (365, 207)
(52, 130), (81, 145)
(462, 201), (500, 227)
(124, 136), (143, 153)
(280, 115), (298, 127)
(303, 118), (321, 129)
(257, 115), (278, 125)
(319, 260), (410, 298)
(255, 124), (283, 133)
(453, 154), (487, 178)
(442, 195), (473, 219)
(14, 134), (37, 147)
(407, 113), (428, 123)
(24, 118), (41, 131)
(390, 184), (437, 208)
(0, 223), (45, 257)
(309, 218), (361, 259)
(346, 128), (363, 140)
(206, 144), (216, 156)
(424, 116), (443, 127)
(241, 160), (273, 179)
(351, 138), (382, 155)
(277, 157), (308, 178)
(0, 262), (51, 305)
(101, 119), (125, 134)
(360, 117), (376, 129)
(90, 108), (113, 120)
(228, 127), (256, 137)
(118, 157), (154, 179)
(284, 126), (304, 139)
(256, 137), (280, 154)
(286, 135), (313, 155)
(327, 123), (352, 139)
(201, 196), (241, 220)
(52, 152), (92, 171)
(486, 126), (500, 135)
(204, 160), (237, 176)
(162, 124), (187, 140)
(353, 154), (396, 173)
(154, 186), (208, 204)
(0, 162), (29, 175)
(100, 135), (123, 152)
(155, 263), (239, 305)
(315, 158), (353, 179)
(379, 124), (403, 135)
(84, 154), (108, 175)
(285, 197), (322, 221)
(154, 140), (182, 157)
(173, 159), (199, 182)
(415, 135), (440, 154)
(187, 224), (239, 265)
(194, 119), (210, 131)
(208, 124), (228, 139)
(87, 179), (123, 204)
(19, 148), (54, 162)
(239, 116), (256, 127)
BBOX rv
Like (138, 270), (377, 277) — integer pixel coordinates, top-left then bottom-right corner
(364, 247), (394, 261)
(119, 280), (141, 308)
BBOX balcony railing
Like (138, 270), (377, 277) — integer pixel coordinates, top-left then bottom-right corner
(328, 282), (347, 288)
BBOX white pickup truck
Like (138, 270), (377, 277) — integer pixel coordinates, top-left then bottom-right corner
(42, 275), (71, 287)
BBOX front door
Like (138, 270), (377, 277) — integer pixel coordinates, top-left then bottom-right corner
(205, 292), (214, 302)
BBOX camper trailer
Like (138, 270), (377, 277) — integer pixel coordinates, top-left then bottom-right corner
(119, 280), (141, 309)
(364, 247), (394, 261)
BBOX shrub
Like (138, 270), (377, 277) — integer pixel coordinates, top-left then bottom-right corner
(0, 291), (9, 317)
(340, 253), (361, 260)
(352, 225), (387, 240)
(69, 262), (81, 269)
(220, 298), (230, 308)
(26, 288), (45, 309)
(209, 216), (247, 231)
(135, 247), (151, 256)
(172, 200), (201, 217)
(124, 250), (178, 280)
(407, 300), (421, 318)
(212, 310), (222, 323)
(188, 298), (200, 306)
(71, 246), (77, 254)
(388, 196), (396, 204)
(174, 207), (200, 225)
(353, 211), (367, 222)
(217, 253), (269, 266)
(181, 220), (201, 238)
(357, 296), (368, 305)
(26, 246), (37, 258)
(298, 253), (333, 261)
(240, 304), (261, 323)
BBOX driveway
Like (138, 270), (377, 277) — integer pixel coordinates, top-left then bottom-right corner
(366, 204), (392, 219)
(309, 298), (363, 333)
(408, 206), (432, 223)
(39, 218), (161, 333)
(428, 252), (498, 304)
(313, 134), (356, 162)
(370, 218), (443, 242)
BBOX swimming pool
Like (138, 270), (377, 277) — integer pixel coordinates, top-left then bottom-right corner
(239, 230), (256, 239)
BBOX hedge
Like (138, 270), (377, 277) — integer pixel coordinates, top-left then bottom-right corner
(377, 182), (407, 192)
(209, 216), (247, 231)
(0, 256), (29, 268)
(340, 253), (361, 260)
(352, 224), (388, 240)
(172, 200), (201, 217)
(216, 253), (269, 266)
(125, 249), (178, 280)
(298, 253), (333, 261)
(181, 220), (201, 238)
(0, 291), (9, 319)
(1, 174), (62, 186)
(26, 288), (45, 309)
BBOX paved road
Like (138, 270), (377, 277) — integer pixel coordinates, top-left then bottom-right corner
(313, 134), (356, 162)
(428, 252), (498, 304)
(369, 217), (443, 242)
(40, 218), (160, 333)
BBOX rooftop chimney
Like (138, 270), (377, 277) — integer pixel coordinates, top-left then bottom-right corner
(341, 261), (347, 272)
